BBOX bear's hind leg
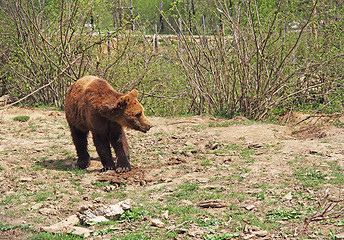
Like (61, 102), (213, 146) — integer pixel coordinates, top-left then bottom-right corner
(92, 133), (116, 171)
(70, 126), (90, 169)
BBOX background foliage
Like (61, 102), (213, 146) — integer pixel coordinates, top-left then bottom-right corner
(0, 0), (343, 119)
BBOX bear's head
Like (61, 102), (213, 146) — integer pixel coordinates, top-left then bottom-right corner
(102, 90), (152, 133)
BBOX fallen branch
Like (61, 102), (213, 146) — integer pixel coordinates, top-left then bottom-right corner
(292, 99), (334, 126)
(0, 57), (81, 110)
(296, 189), (344, 239)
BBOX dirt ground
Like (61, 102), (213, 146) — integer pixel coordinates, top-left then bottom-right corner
(0, 107), (343, 239)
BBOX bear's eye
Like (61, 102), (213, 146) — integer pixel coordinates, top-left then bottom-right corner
(135, 112), (142, 118)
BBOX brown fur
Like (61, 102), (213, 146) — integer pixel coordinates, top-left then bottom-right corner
(65, 76), (152, 172)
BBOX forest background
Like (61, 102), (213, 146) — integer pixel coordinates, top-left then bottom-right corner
(0, 0), (343, 120)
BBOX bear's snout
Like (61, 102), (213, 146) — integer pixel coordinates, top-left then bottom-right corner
(140, 121), (153, 133)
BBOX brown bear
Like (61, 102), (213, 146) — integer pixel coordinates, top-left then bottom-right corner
(65, 75), (152, 172)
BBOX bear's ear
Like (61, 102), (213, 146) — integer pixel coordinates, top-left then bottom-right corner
(115, 95), (131, 110)
(128, 89), (138, 99)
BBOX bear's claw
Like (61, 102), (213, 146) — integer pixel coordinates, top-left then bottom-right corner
(115, 166), (131, 173)
(100, 166), (115, 172)
(77, 161), (90, 169)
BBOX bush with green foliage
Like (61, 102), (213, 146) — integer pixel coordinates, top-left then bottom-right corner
(0, 0), (343, 119)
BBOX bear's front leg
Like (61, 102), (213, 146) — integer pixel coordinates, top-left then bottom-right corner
(92, 133), (116, 172)
(110, 129), (131, 173)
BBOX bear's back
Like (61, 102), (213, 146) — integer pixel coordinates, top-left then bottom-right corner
(65, 76), (118, 131)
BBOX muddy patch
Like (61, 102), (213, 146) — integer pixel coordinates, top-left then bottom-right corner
(292, 125), (327, 140)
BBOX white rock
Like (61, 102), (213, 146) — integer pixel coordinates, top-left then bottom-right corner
(39, 208), (58, 215)
(243, 234), (255, 240)
(254, 230), (268, 237)
(68, 226), (91, 237)
(78, 199), (132, 225)
(41, 215), (79, 233)
(31, 203), (43, 210)
(162, 210), (169, 220)
(244, 204), (255, 211)
(335, 233), (344, 240)
(151, 218), (165, 228)
(181, 200), (193, 205)
(284, 192), (293, 200)
(18, 177), (33, 182)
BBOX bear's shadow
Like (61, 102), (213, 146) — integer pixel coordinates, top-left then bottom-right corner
(35, 157), (101, 173)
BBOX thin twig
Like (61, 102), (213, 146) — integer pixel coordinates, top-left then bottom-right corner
(0, 57), (80, 110)
(292, 99), (334, 126)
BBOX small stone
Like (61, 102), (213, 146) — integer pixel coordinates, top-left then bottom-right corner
(284, 192), (293, 200)
(78, 199), (132, 224)
(248, 144), (263, 149)
(93, 197), (102, 203)
(18, 177), (33, 182)
(182, 151), (193, 157)
(254, 230), (268, 237)
(175, 228), (187, 234)
(105, 185), (116, 192)
(196, 178), (208, 183)
(31, 203), (43, 210)
(166, 225), (176, 231)
(41, 215), (79, 233)
(151, 218), (165, 228)
(68, 226), (91, 237)
(240, 204), (255, 211)
(335, 233), (344, 240)
(197, 199), (229, 208)
(181, 200), (193, 205)
(39, 208), (58, 215)
(162, 210), (169, 220)
(206, 142), (219, 150)
(250, 226), (260, 231)
(244, 204), (255, 211)
(243, 234), (255, 240)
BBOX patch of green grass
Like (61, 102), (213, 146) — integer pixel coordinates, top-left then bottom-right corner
(335, 218), (344, 226)
(31, 165), (44, 171)
(153, 131), (168, 137)
(294, 167), (327, 187)
(208, 120), (255, 127)
(0, 220), (31, 232)
(227, 191), (249, 202)
(92, 181), (111, 188)
(92, 225), (117, 236)
(194, 216), (223, 227)
(226, 143), (240, 150)
(240, 149), (256, 157)
(170, 182), (199, 200)
(29, 232), (85, 240)
(1, 194), (21, 205)
(203, 231), (240, 240)
(201, 159), (212, 166)
(255, 190), (267, 200)
(327, 161), (344, 185)
(266, 208), (301, 223)
(27, 122), (38, 132)
(0, 166), (4, 171)
(105, 188), (127, 199)
(13, 116), (30, 122)
(34, 190), (55, 202)
(119, 207), (148, 222)
(69, 168), (86, 176)
(192, 124), (206, 132)
(333, 121), (344, 128)
(32, 181), (46, 186)
(117, 233), (151, 240)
